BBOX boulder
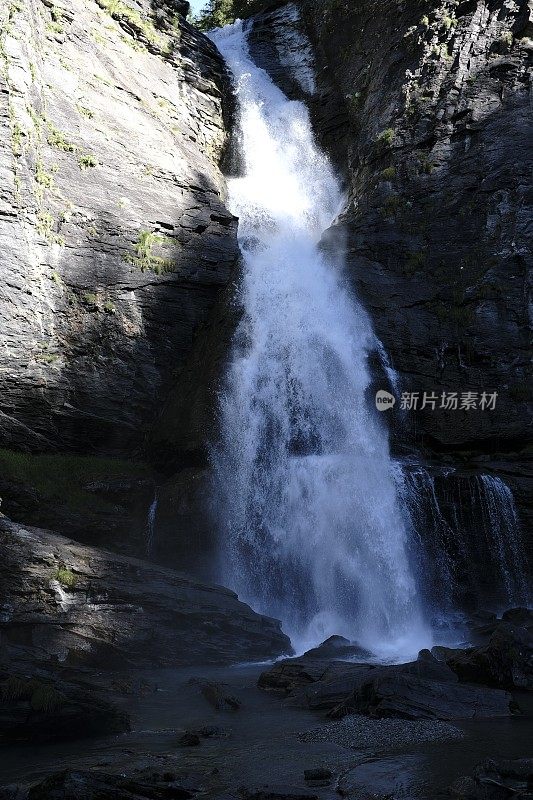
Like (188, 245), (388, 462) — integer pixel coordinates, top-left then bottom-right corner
(260, 648), (518, 721)
(301, 636), (372, 661)
(349, 674), (516, 720)
(448, 758), (533, 799)
(188, 678), (241, 711)
(258, 660), (332, 692)
(446, 615), (533, 690)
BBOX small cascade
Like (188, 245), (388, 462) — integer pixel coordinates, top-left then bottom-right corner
(476, 475), (529, 605)
(395, 465), (458, 613)
(375, 339), (402, 396)
(398, 465), (530, 611)
(146, 493), (158, 558)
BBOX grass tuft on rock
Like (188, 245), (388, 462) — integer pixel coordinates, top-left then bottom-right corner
(30, 684), (66, 714)
(95, 0), (165, 48)
(125, 230), (176, 275)
(0, 449), (153, 516)
(54, 567), (78, 588)
(1, 677), (64, 714)
(376, 128), (395, 150)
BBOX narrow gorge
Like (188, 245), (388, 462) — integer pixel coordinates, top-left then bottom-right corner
(0, 0), (531, 798)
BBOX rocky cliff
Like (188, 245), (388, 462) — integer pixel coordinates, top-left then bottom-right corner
(0, 0), (237, 457)
(0, 0), (243, 551)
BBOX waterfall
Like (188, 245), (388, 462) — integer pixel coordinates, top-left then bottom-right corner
(209, 21), (430, 660)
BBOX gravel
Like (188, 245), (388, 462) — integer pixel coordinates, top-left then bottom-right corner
(299, 714), (464, 751)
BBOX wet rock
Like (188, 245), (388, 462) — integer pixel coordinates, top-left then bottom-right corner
(303, 768), (333, 786)
(313, 650), (459, 715)
(0, 787), (24, 800)
(264, 649), (516, 720)
(27, 769), (199, 800)
(446, 615), (533, 690)
(349, 674), (516, 720)
(448, 758), (533, 799)
(189, 678), (242, 710)
(243, 789), (319, 800)
(0, 673), (129, 744)
(302, 636), (372, 661)
(179, 732), (201, 747)
(502, 608), (533, 627)
(0, 521), (291, 670)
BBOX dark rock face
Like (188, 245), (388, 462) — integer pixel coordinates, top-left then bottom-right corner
(0, 0), (238, 457)
(297, 0), (532, 450)
(0, 519), (291, 669)
(446, 612), (533, 690)
(0, 672), (129, 744)
(0, 449), (159, 557)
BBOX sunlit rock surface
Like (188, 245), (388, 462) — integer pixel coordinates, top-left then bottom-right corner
(0, 0), (238, 456)
(0, 518), (291, 667)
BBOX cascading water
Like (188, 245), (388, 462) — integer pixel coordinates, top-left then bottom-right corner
(398, 465), (530, 611)
(146, 493), (158, 557)
(209, 21), (431, 660)
(477, 475), (529, 605)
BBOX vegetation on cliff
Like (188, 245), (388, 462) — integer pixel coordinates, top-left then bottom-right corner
(195, 0), (269, 29)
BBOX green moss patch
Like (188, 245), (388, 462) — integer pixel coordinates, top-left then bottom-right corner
(1, 677), (65, 714)
(54, 567), (78, 588)
(124, 230), (176, 275)
(0, 448), (153, 516)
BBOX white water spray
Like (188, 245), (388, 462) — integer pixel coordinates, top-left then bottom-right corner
(210, 21), (431, 660)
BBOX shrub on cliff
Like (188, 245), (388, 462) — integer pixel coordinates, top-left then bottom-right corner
(195, 0), (235, 30)
(194, 0), (271, 30)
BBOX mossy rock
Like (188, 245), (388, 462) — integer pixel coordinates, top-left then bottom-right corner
(0, 449), (153, 517)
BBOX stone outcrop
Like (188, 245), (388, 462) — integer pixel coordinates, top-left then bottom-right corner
(445, 608), (533, 690)
(0, 671), (130, 743)
(448, 758), (533, 799)
(259, 645), (520, 720)
(0, 517), (291, 668)
(0, 0), (238, 457)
